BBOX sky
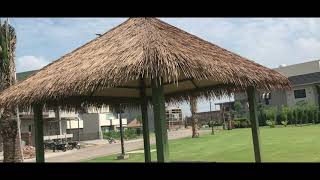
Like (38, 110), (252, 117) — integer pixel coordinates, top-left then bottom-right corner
(8, 17), (320, 117)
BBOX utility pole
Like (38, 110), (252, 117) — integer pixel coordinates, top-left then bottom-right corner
(210, 100), (214, 135)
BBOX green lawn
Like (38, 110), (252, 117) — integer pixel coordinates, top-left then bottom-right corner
(86, 124), (320, 162)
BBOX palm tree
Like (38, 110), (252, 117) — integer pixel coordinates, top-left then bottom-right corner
(190, 96), (199, 138)
(0, 19), (23, 162)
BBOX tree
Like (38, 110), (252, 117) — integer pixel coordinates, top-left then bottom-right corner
(190, 96), (199, 138)
(0, 19), (23, 162)
(234, 100), (242, 118)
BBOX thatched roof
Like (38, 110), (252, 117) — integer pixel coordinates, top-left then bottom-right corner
(0, 18), (290, 109)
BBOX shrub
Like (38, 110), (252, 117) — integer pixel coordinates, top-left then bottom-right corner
(103, 130), (120, 139)
(280, 106), (289, 122)
(264, 107), (277, 119)
(258, 112), (266, 126)
(233, 118), (250, 128)
(281, 120), (288, 127)
(124, 129), (137, 140)
(297, 108), (303, 125)
(266, 120), (276, 128)
(103, 129), (138, 140)
(287, 110), (293, 125)
(306, 109), (313, 123)
(302, 110), (308, 124)
(276, 114), (282, 125)
(313, 110), (318, 124)
(240, 121), (249, 128)
(291, 109), (297, 125)
(233, 121), (241, 128)
(311, 110), (315, 123)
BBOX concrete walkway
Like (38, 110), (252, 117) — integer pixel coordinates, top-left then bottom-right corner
(23, 128), (211, 162)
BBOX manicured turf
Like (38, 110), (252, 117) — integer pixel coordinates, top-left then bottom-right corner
(86, 124), (320, 162)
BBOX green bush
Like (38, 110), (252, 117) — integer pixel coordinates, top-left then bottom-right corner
(103, 129), (138, 140)
(265, 107), (277, 120)
(124, 128), (137, 140)
(297, 108), (303, 124)
(266, 120), (276, 128)
(291, 109), (297, 125)
(276, 114), (282, 125)
(314, 110), (319, 124)
(307, 109), (313, 123)
(103, 130), (120, 139)
(281, 120), (288, 127)
(302, 110), (308, 124)
(280, 106), (289, 123)
(287, 110), (293, 125)
(258, 112), (266, 126)
(233, 118), (250, 128)
(233, 120), (241, 128)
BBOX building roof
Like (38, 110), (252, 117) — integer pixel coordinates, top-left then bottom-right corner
(274, 60), (320, 77)
(288, 72), (320, 86)
(127, 119), (142, 128)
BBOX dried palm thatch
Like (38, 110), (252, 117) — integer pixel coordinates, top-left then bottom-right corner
(0, 18), (290, 109)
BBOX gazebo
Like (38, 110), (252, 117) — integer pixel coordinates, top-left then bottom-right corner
(0, 18), (290, 163)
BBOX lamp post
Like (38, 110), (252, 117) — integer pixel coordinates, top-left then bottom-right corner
(117, 104), (129, 160)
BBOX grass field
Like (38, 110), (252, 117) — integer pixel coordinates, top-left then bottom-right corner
(86, 124), (320, 162)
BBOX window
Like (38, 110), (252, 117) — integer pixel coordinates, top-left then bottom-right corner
(106, 113), (114, 120)
(294, 89), (306, 99)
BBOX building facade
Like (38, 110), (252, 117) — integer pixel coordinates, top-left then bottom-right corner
(234, 60), (320, 110)
(16, 70), (128, 144)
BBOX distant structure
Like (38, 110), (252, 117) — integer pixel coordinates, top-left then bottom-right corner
(166, 107), (183, 130)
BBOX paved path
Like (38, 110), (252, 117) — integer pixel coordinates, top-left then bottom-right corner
(24, 129), (211, 162)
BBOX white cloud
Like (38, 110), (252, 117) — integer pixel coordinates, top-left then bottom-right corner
(16, 55), (49, 72)
(162, 18), (320, 69)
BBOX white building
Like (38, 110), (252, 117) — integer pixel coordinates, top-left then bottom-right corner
(17, 70), (127, 144)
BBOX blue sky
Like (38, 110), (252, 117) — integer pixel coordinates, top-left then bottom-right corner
(9, 18), (320, 116)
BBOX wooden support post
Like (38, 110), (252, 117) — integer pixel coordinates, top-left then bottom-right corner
(140, 78), (151, 162)
(54, 106), (62, 135)
(246, 86), (262, 162)
(151, 77), (169, 162)
(33, 104), (45, 163)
